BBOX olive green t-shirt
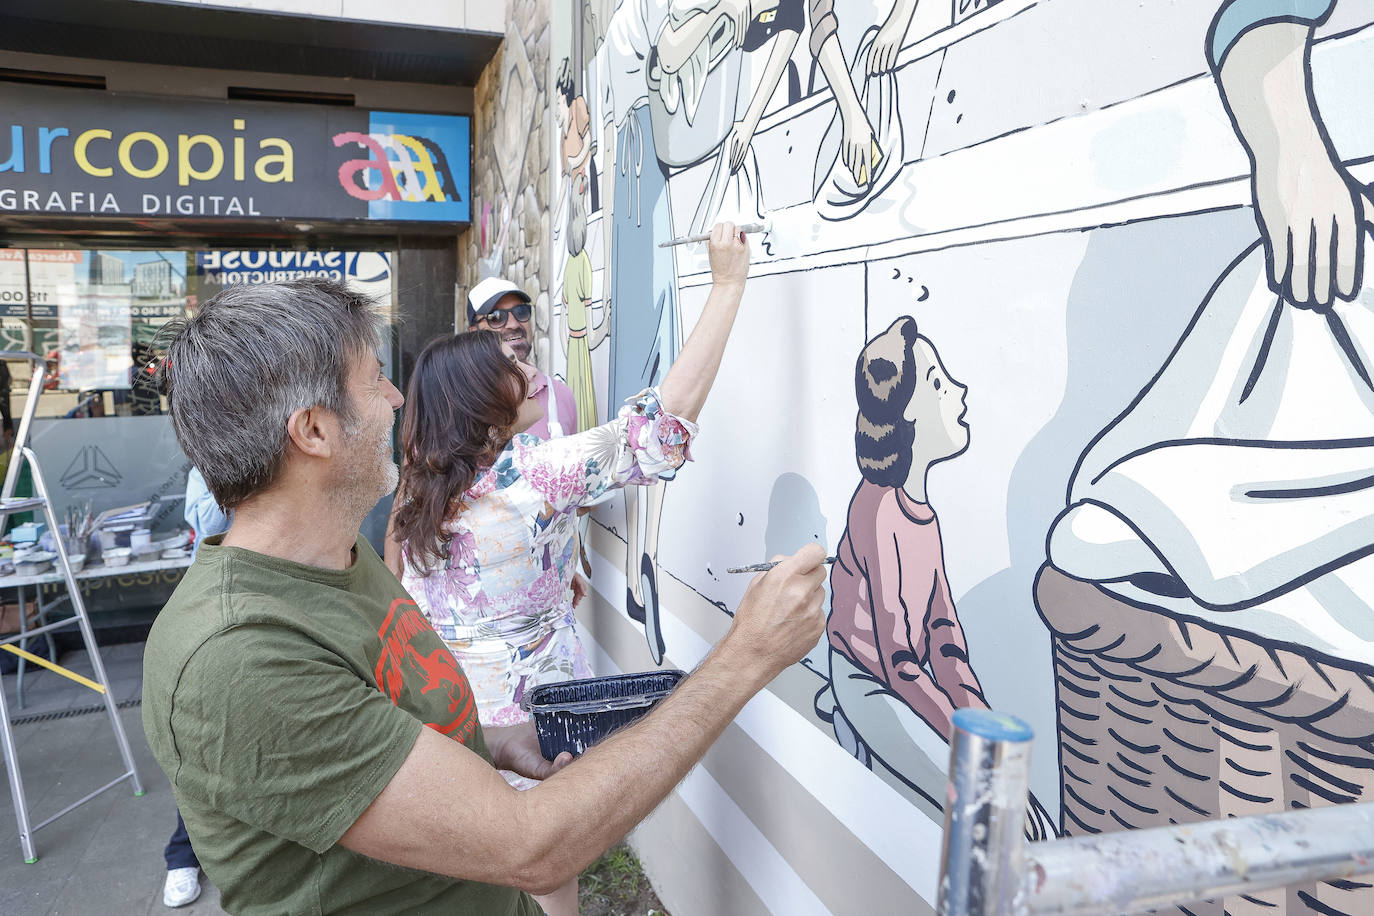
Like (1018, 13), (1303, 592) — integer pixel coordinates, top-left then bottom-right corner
(142, 535), (540, 916)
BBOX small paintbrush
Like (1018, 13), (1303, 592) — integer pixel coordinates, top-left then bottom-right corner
(659, 220), (771, 249)
(727, 556), (839, 574)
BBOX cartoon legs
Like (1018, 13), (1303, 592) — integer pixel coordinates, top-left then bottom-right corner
(820, 649), (950, 820)
(624, 480), (668, 663)
(604, 104), (680, 665)
(818, 649), (1058, 839)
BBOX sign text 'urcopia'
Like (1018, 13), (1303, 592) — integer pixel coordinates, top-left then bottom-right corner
(0, 85), (469, 224)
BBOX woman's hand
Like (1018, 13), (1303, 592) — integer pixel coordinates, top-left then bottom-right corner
(707, 221), (751, 288)
(659, 221), (751, 421)
(486, 722), (573, 780)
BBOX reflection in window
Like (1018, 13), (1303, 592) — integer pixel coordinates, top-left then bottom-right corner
(0, 249), (188, 420)
(0, 249), (394, 423)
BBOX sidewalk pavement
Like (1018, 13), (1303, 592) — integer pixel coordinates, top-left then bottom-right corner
(1, 640), (227, 915)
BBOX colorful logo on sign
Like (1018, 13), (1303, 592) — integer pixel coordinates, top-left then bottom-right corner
(332, 111), (469, 222)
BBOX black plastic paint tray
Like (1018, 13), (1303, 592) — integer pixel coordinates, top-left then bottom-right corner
(521, 669), (686, 759)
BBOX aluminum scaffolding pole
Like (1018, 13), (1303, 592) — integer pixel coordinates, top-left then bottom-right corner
(936, 709), (1374, 916)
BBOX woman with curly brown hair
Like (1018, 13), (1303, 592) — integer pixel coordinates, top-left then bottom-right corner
(385, 224), (749, 913)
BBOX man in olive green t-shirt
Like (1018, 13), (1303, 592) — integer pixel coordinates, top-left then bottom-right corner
(145, 244), (826, 914)
(144, 531), (537, 914)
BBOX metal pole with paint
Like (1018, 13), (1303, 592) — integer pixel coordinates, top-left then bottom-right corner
(934, 708), (1374, 914)
(1020, 802), (1374, 915)
(937, 708), (1035, 916)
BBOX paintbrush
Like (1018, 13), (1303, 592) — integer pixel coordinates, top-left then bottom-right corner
(659, 220), (772, 249)
(726, 556), (839, 574)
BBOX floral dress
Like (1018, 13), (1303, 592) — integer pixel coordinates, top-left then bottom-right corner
(401, 388), (696, 736)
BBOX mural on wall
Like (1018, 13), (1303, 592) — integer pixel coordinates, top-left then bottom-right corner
(814, 315), (1056, 839)
(562, 0), (911, 663)
(542, 0), (1374, 911)
(556, 61), (611, 432)
(1036, 3), (1374, 913)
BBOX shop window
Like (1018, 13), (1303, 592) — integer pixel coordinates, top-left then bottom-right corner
(0, 248), (395, 544)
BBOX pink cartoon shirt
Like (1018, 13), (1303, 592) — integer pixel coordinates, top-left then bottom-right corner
(828, 479), (987, 740)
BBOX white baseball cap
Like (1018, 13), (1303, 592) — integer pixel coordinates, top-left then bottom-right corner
(467, 277), (532, 322)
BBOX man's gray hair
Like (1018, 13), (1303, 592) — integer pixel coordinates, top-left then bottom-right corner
(160, 278), (387, 509)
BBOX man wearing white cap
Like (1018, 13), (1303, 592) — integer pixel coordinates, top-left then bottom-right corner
(466, 277), (577, 442)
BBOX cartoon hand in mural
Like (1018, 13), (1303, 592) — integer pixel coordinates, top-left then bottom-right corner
(659, 0), (753, 69)
(1218, 19), (1369, 308)
(842, 112), (878, 187)
(1253, 147), (1367, 308)
(724, 0), (755, 48)
(866, 0), (919, 75)
(815, 35), (881, 185)
(727, 118), (759, 174)
(726, 27), (800, 175)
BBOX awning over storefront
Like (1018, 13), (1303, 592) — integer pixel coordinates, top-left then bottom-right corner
(0, 0), (500, 85)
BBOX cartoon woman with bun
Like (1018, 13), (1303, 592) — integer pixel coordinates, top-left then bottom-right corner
(817, 315), (1054, 839)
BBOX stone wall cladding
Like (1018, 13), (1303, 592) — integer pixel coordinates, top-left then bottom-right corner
(460, 0), (554, 369)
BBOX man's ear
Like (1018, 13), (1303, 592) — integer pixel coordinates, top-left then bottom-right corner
(285, 405), (334, 459)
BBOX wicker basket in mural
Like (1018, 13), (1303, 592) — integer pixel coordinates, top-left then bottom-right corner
(1035, 564), (1374, 916)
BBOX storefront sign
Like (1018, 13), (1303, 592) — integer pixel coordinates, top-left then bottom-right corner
(0, 85), (469, 224)
(193, 249), (392, 307)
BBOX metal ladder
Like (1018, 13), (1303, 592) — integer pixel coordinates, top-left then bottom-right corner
(0, 352), (144, 863)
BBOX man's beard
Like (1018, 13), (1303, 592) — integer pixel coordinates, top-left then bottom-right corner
(338, 412), (399, 512)
(505, 328), (531, 359)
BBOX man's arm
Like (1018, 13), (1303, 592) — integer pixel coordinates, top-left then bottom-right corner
(341, 544), (827, 894)
(1214, 9), (1365, 307)
(601, 117), (616, 321)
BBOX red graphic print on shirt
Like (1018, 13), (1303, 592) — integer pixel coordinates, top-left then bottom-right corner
(375, 598), (478, 743)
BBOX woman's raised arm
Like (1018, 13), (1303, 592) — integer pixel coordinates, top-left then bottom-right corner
(656, 221), (750, 422)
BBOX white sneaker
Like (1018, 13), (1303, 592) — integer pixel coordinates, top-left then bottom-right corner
(163, 867), (202, 907)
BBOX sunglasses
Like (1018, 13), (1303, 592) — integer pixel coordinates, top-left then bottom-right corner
(477, 303), (532, 328)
